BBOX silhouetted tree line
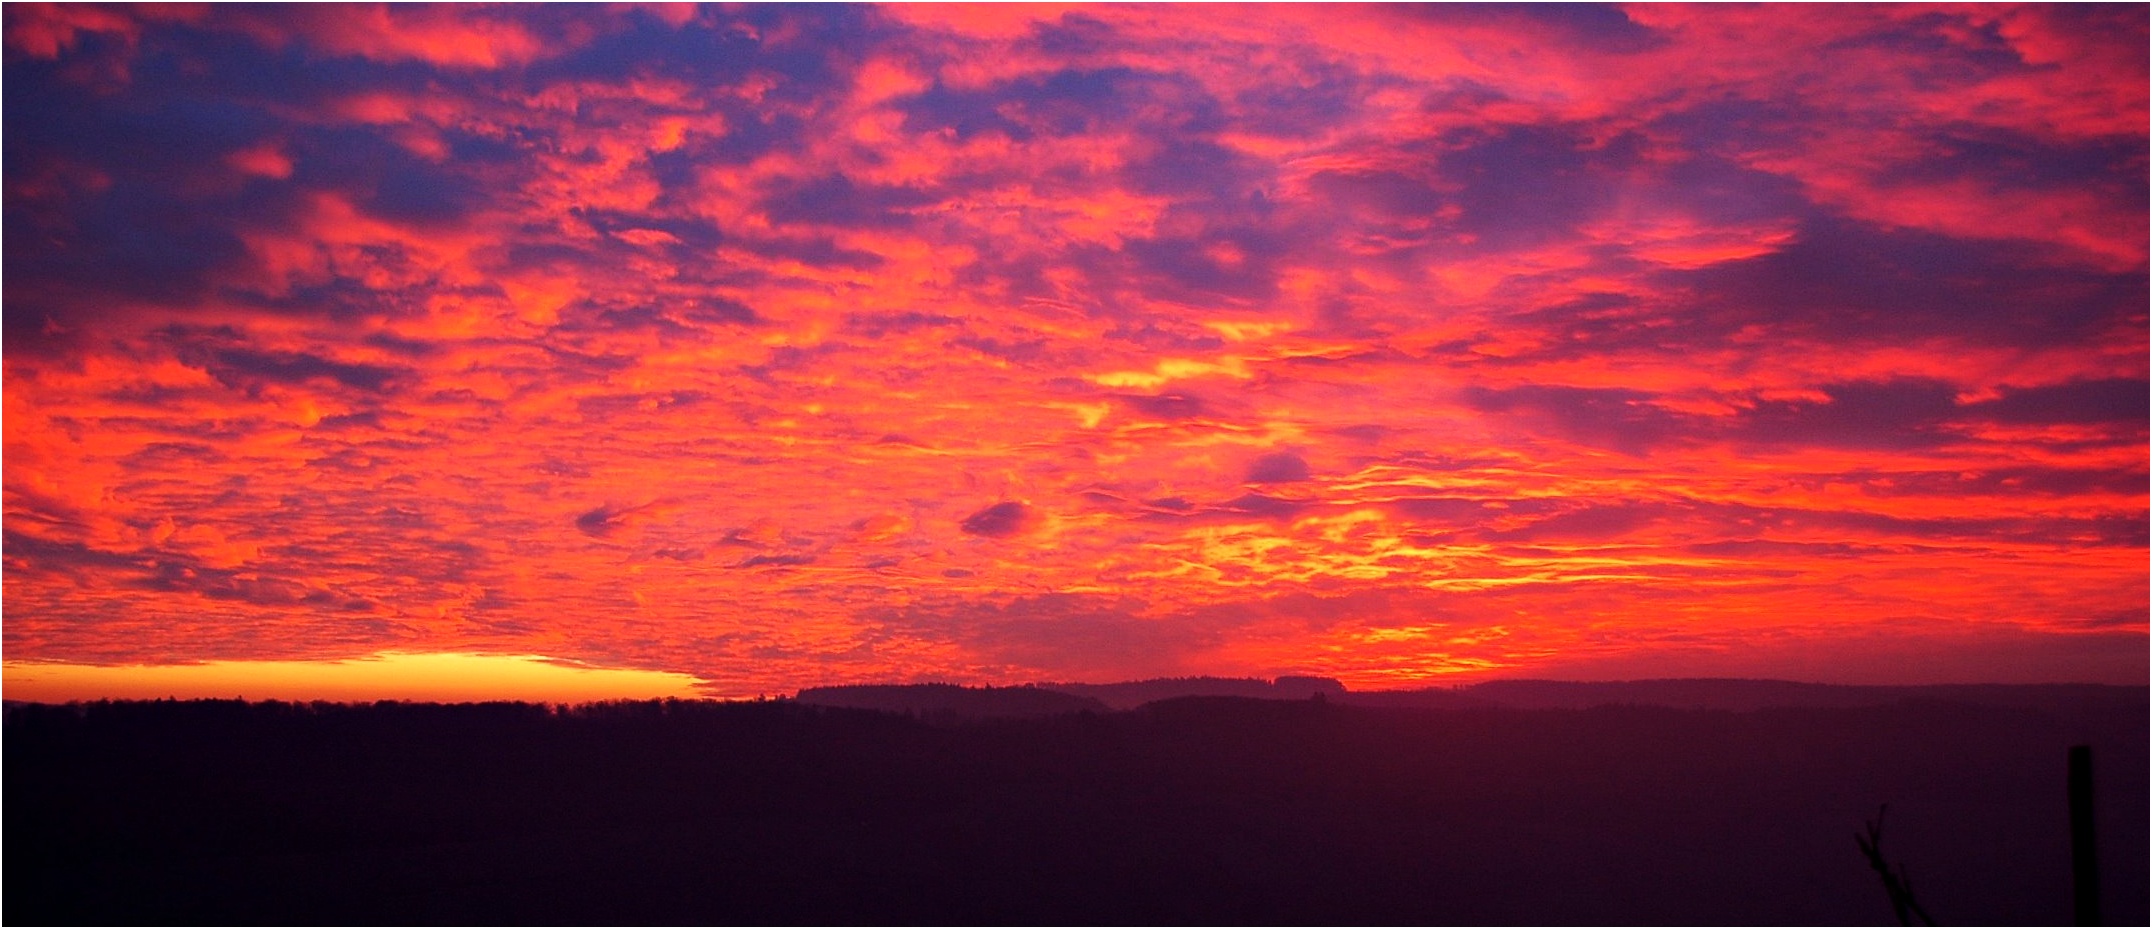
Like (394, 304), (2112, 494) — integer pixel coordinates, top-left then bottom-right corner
(5, 691), (2143, 925)
(796, 683), (1108, 719)
(1035, 675), (1348, 710)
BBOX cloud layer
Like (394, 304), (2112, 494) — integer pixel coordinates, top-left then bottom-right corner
(5, 4), (2146, 693)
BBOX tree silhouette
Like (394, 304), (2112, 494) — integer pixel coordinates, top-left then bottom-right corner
(1857, 804), (1936, 926)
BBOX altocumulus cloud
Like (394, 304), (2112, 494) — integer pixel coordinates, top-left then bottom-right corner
(0, 4), (2142, 692)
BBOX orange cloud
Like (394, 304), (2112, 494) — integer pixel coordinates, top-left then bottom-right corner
(4, 5), (2143, 700)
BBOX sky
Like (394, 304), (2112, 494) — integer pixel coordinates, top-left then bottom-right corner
(3, 3), (2146, 701)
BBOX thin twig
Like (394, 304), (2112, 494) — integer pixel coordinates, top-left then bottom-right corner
(1857, 804), (1937, 926)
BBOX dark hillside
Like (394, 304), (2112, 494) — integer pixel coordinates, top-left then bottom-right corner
(6, 695), (2144, 925)
(794, 683), (1107, 719)
(1035, 675), (1347, 710)
(1458, 679), (2149, 713)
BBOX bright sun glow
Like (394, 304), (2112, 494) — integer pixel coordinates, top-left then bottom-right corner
(2, 653), (707, 704)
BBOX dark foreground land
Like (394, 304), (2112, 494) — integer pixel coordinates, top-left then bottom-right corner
(7, 685), (2146, 925)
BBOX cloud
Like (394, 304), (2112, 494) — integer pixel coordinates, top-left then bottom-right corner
(1732, 379), (1962, 451)
(1246, 452), (1311, 484)
(209, 5), (571, 70)
(1114, 392), (1209, 421)
(1462, 385), (1691, 456)
(198, 348), (402, 394)
(575, 502), (665, 539)
(959, 502), (1029, 538)
(736, 553), (814, 569)
(1966, 378), (2150, 428)
(863, 592), (1227, 679)
(3, 5), (2143, 691)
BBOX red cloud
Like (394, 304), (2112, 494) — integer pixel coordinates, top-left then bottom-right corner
(3, 5), (2143, 697)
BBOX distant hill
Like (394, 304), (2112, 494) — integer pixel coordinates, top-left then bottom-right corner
(796, 677), (2147, 717)
(793, 683), (1106, 718)
(1033, 675), (1345, 710)
(9, 693), (2145, 925)
(1452, 679), (2149, 713)
(1334, 687), (1492, 710)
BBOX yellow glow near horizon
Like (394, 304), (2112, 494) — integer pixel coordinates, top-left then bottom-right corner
(1, 652), (707, 704)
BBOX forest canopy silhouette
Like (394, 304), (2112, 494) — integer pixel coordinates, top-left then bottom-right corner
(7, 680), (2144, 925)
